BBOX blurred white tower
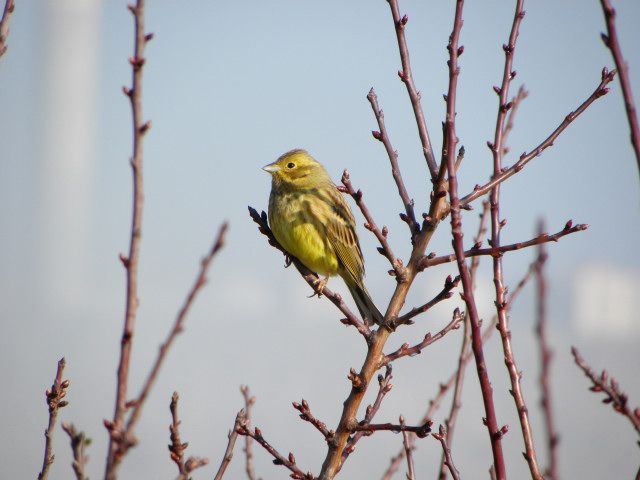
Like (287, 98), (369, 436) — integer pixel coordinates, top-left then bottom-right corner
(41, 0), (99, 308)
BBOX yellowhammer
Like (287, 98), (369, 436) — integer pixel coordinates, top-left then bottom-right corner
(263, 149), (384, 325)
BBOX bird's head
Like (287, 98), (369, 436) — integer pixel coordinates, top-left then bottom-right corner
(262, 149), (331, 189)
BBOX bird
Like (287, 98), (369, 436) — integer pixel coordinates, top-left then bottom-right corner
(263, 148), (384, 325)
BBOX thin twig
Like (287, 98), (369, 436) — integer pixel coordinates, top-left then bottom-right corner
(342, 366), (393, 463)
(340, 170), (406, 279)
(571, 347), (640, 435)
(61, 423), (89, 480)
(236, 422), (314, 480)
(38, 358), (69, 480)
(534, 221), (559, 480)
(383, 308), (464, 364)
(293, 399), (332, 440)
(394, 275), (460, 327)
(367, 88), (420, 235)
(502, 86), (529, 156)
(433, 425), (461, 480)
(442, 0), (507, 477)
(438, 202), (489, 480)
(599, 0), (640, 179)
(400, 416), (416, 480)
(488, 2), (543, 477)
(0, 0), (15, 58)
(420, 220), (587, 270)
(460, 67), (616, 207)
(213, 410), (245, 480)
(168, 392), (208, 480)
(240, 385), (259, 480)
(386, 0), (438, 180)
(352, 421), (431, 438)
(105, 1), (152, 476)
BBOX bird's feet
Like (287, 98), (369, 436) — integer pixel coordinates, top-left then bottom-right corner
(309, 275), (329, 298)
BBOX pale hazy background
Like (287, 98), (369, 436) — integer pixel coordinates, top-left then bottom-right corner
(1, 1), (639, 479)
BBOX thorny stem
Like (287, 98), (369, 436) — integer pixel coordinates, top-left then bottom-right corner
(241, 386), (259, 480)
(571, 347), (640, 436)
(419, 221), (587, 270)
(367, 88), (420, 235)
(387, 0), (438, 180)
(61, 423), (89, 480)
(438, 202), (489, 480)
(488, 2), (543, 477)
(599, 0), (640, 180)
(0, 0), (14, 58)
(168, 392), (208, 480)
(460, 68), (617, 206)
(534, 221), (559, 480)
(213, 410), (245, 480)
(105, 1), (151, 477)
(442, 0), (507, 478)
(38, 358), (69, 480)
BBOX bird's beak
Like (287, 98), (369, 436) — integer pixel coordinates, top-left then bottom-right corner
(262, 162), (280, 174)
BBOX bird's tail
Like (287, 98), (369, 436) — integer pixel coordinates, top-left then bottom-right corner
(347, 283), (384, 325)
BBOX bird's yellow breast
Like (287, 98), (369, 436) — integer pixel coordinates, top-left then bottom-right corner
(268, 190), (339, 277)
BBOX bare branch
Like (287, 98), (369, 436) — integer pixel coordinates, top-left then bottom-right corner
(236, 422), (314, 480)
(394, 275), (460, 327)
(384, 308), (464, 364)
(214, 410), (245, 480)
(534, 221), (559, 480)
(293, 399), (332, 441)
(61, 423), (89, 480)
(352, 420), (431, 438)
(340, 170), (406, 279)
(599, 0), (640, 179)
(105, 2), (152, 476)
(433, 425), (461, 480)
(386, 0), (438, 179)
(240, 385), (259, 480)
(571, 347), (640, 436)
(367, 88), (420, 235)
(460, 67), (616, 206)
(502, 86), (529, 155)
(400, 416), (416, 480)
(168, 392), (208, 480)
(0, 0), (15, 58)
(420, 220), (587, 270)
(38, 358), (69, 480)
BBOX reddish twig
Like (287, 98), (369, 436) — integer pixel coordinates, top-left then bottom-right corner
(367, 88), (420, 235)
(383, 308), (464, 364)
(433, 425), (461, 480)
(387, 0), (438, 180)
(488, 2), (543, 477)
(599, 0), (640, 179)
(400, 416), (416, 480)
(213, 410), (245, 480)
(534, 221), (559, 480)
(571, 347), (640, 436)
(340, 170), (406, 279)
(460, 67), (616, 207)
(240, 386), (260, 480)
(420, 220), (586, 269)
(61, 423), (89, 480)
(352, 420), (431, 438)
(342, 365), (393, 463)
(437, 202), (489, 480)
(293, 399), (332, 441)
(168, 392), (208, 480)
(236, 422), (314, 480)
(249, 207), (371, 340)
(502, 86), (529, 156)
(105, 2), (152, 477)
(394, 275), (460, 327)
(38, 358), (69, 480)
(442, 0), (507, 477)
(0, 0), (14, 58)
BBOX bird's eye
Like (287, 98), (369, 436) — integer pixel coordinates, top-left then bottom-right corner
(287, 162), (295, 169)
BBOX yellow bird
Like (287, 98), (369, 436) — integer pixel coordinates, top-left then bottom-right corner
(263, 149), (383, 325)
